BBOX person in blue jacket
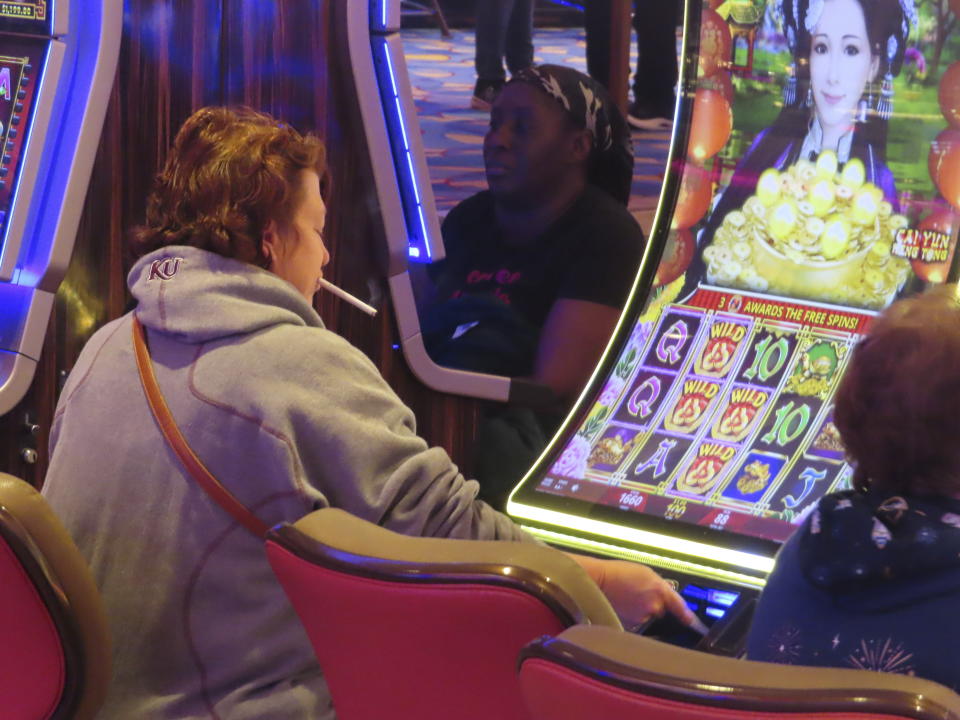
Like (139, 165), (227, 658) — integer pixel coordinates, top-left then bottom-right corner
(747, 286), (960, 689)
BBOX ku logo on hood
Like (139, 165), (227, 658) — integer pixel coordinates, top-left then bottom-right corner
(148, 257), (184, 281)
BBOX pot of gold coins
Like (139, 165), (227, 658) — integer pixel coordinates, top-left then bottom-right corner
(702, 151), (910, 309)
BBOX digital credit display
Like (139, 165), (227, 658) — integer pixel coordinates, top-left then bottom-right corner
(0, 1), (51, 36)
(516, 0), (959, 551)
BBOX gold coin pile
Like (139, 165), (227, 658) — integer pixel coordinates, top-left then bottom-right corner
(785, 351), (830, 396)
(736, 460), (770, 495)
(785, 374), (831, 398)
(702, 151), (911, 308)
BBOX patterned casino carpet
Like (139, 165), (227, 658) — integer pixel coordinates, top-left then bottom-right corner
(401, 26), (671, 228)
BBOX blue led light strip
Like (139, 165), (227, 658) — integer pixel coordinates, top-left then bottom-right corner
(545, 0), (585, 10)
(0, 43), (51, 284)
(378, 39), (432, 260)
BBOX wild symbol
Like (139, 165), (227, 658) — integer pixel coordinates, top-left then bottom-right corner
(697, 324), (745, 376)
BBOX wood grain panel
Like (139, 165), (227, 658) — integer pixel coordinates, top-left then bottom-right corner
(118, 0), (223, 263)
(0, 0), (225, 485)
(1, 0), (484, 486)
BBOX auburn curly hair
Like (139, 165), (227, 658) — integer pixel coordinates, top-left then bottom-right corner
(131, 106), (327, 265)
(834, 285), (960, 497)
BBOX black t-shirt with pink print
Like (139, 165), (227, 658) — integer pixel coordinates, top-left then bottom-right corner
(423, 186), (644, 377)
(430, 186), (644, 329)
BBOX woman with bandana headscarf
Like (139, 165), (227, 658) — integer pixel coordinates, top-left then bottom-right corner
(422, 65), (645, 507)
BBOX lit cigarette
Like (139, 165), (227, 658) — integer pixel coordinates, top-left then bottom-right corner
(318, 278), (377, 316)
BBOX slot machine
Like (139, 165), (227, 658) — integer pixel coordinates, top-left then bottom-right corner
(0, 0), (121, 416)
(344, 0), (554, 403)
(506, 0), (960, 649)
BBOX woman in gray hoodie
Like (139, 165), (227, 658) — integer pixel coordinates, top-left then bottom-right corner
(41, 106), (691, 719)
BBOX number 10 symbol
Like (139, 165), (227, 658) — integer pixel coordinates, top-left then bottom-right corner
(742, 335), (789, 382)
(761, 400), (811, 447)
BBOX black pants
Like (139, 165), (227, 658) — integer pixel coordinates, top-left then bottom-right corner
(475, 406), (562, 511)
(475, 0), (535, 82)
(584, 0), (682, 111)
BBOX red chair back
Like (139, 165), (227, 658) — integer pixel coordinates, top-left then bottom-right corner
(266, 508), (620, 720)
(0, 474), (111, 720)
(519, 625), (960, 720)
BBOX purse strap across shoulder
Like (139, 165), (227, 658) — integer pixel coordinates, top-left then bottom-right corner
(131, 315), (270, 538)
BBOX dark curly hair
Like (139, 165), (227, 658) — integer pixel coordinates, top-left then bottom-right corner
(834, 285), (960, 497)
(131, 106), (327, 265)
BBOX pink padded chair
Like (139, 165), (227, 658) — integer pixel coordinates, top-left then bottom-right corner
(265, 508), (621, 720)
(519, 624), (960, 720)
(0, 473), (111, 720)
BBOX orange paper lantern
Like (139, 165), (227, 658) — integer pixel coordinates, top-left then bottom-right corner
(699, 8), (732, 79)
(655, 228), (695, 287)
(938, 61), (960, 128)
(910, 207), (959, 284)
(672, 162), (714, 230)
(935, 141), (960, 212)
(688, 88), (732, 162)
(928, 127), (960, 186)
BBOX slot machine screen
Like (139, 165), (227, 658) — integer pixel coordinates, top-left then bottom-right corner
(510, 0), (959, 562)
(0, 34), (47, 262)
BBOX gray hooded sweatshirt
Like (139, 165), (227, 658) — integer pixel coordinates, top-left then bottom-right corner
(42, 246), (528, 719)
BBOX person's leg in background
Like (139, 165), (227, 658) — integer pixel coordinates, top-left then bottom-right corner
(474, 0), (517, 110)
(504, 0), (535, 76)
(584, 0), (613, 90)
(628, 0), (682, 129)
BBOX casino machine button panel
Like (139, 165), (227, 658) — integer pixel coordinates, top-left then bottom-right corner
(0, 0), (121, 416)
(506, 0), (960, 637)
